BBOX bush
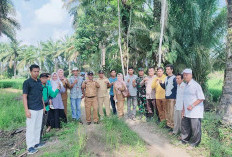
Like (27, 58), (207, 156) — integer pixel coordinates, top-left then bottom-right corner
(0, 79), (25, 90)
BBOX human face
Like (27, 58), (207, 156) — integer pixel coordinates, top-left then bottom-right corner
(148, 68), (155, 76)
(176, 75), (183, 85)
(117, 74), (123, 81)
(58, 70), (64, 78)
(157, 69), (164, 77)
(128, 69), (134, 75)
(166, 67), (173, 76)
(40, 77), (48, 84)
(52, 74), (58, 81)
(88, 75), (93, 80)
(110, 71), (116, 77)
(72, 70), (78, 76)
(138, 71), (144, 77)
(183, 73), (192, 83)
(99, 73), (104, 78)
(30, 68), (40, 79)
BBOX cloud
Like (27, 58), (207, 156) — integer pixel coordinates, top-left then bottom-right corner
(34, 0), (68, 25)
(52, 29), (70, 40)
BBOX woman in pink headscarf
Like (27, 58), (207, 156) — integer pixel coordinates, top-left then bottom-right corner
(57, 69), (71, 116)
(113, 73), (127, 118)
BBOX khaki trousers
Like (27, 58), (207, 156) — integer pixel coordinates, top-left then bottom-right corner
(156, 99), (166, 121)
(116, 100), (124, 118)
(85, 97), (99, 122)
(166, 99), (176, 128)
(98, 96), (110, 117)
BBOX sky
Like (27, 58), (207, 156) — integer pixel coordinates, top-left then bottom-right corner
(0, 0), (227, 46)
(0, 0), (74, 45)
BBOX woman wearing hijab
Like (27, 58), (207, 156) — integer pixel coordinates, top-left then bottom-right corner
(47, 72), (67, 130)
(113, 73), (127, 118)
(57, 69), (71, 116)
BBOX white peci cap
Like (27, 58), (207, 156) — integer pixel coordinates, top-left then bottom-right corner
(182, 68), (192, 74)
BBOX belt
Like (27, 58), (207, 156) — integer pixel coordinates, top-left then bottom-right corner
(86, 96), (96, 98)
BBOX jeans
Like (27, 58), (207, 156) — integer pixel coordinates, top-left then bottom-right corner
(70, 98), (82, 120)
(110, 95), (117, 115)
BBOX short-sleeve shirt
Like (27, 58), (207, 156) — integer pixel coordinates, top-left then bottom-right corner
(23, 77), (43, 110)
(96, 78), (109, 97)
(175, 82), (186, 110)
(109, 77), (117, 96)
(183, 79), (205, 118)
(125, 74), (138, 97)
(69, 76), (84, 99)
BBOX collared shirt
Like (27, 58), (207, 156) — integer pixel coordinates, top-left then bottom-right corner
(141, 75), (156, 99)
(183, 79), (205, 118)
(109, 77), (117, 96)
(83, 81), (99, 97)
(96, 77), (109, 97)
(69, 76), (84, 99)
(125, 74), (138, 97)
(136, 76), (146, 97)
(23, 77), (43, 110)
(42, 84), (59, 111)
(175, 82), (186, 110)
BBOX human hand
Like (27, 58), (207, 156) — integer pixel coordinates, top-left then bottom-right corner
(187, 105), (194, 111)
(25, 110), (31, 118)
(127, 79), (130, 83)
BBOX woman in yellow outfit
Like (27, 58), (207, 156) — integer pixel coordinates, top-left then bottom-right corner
(151, 67), (166, 121)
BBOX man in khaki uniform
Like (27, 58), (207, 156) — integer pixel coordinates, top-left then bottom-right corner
(82, 71), (100, 125)
(96, 70), (111, 119)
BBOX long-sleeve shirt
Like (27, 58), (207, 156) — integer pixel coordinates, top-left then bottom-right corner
(140, 75), (156, 99)
(42, 84), (59, 111)
(125, 74), (138, 97)
(175, 82), (186, 110)
(151, 74), (166, 99)
(160, 75), (177, 99)
(51, 86), (66, 109)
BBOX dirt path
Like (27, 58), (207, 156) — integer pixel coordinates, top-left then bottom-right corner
(125, 119), (191, 157)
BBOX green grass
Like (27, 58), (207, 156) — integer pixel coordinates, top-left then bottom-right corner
(0, 89), (25, 130)
(41, 122), (87, 157)
(0, 79), (25, 90)
(207, 78), (223, 102)
(102, 116), (146, 154)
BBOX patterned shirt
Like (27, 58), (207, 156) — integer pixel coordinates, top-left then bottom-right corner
(69, 76), (84, 99)
(136, 76), (146, 97)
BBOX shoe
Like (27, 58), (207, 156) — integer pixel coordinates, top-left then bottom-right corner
(189, 143), (197, 148)
(27, 147), (38, 155)
(34, 142), (45, 149)
(131, 117), (136, 121)
(87, 122), (91, 125)
(79, 120), (83, 124)
(94, 121), (99, 124)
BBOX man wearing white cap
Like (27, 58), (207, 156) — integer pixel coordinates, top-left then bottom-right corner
(181, 68), (205, 147)
(69, 67), (84, 123)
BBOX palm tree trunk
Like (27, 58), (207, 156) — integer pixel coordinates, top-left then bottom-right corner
(118, 0), (125, 77)
(13, 61), (17, 78)
(220, 0), (232, 126)
(158, 0), (167, 67)
(99, 42), (106, 69)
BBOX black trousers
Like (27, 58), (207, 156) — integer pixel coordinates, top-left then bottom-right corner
(40, 111), (48, 140)
(47, 109), (67, 128)
(181, 117), (202, 146)
(110, 95), (117, 115)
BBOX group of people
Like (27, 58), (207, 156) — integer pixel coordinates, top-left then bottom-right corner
(22, 64), (205, 154)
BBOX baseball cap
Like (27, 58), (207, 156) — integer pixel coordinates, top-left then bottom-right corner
(88, 71), (94, 75)
(72, 67), (79, 71)
(98, 70), (104, 74)
(40, 73), (49, 78)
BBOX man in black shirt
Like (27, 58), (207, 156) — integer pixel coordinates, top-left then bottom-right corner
(23, 64), (45, 155)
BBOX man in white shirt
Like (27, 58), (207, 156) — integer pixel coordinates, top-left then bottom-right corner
(181, 69), (205, 147)
(172, 73), (186, 135)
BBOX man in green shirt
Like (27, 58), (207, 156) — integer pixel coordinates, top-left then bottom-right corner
(40, 73), (60, 138)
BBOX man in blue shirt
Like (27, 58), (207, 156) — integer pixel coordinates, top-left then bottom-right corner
(108, 70), (117, 115)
